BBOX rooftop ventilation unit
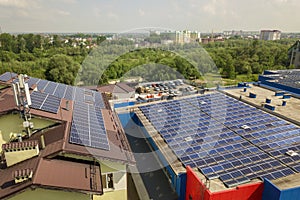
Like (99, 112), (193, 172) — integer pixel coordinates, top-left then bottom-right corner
(285, 150), (299, 157)
(184, 136), (193, 142)
(240, 125), (251, 130)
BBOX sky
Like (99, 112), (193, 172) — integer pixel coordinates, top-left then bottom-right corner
(0, 0), (300, 33)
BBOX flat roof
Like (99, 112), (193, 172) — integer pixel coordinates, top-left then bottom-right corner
(133, 91), (300, 192)
(224, 84), (300, 124)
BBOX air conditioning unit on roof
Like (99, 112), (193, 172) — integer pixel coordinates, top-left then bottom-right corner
(285, 150), (299, 157)
(241, 125), (251, 130)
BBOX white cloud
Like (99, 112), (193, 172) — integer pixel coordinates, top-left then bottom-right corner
(203, 3), (216, 15)
(138, 8), (145, 16)
(0, 0), (29, 8)
(107, 12), (119, 21)
(57, 10), (70, 16)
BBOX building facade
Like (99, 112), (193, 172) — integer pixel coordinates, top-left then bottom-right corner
(288, 40), (300, 68)
(260, 30), (281, 40)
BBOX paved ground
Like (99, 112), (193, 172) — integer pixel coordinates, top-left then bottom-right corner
(124, 118), (178, 200)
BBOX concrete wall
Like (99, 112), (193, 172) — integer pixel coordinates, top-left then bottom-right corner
(5, 147), (39, 167)
(100, 160), (127, 192)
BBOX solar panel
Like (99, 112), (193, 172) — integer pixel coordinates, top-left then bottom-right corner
(30, 91), (61, 113)
(139, 91), (300, 188)
(30, 91), (48, 109)
(44, 81), (58, 95)
(53, 83), (67, 98)
(64, 85), (74, 100)
(41, 94), (61, 113)
(37, 79), (49, 91)
(27, 77), (40, 88)
(69, 102), (109, 150)
(0, 72), (17, 82)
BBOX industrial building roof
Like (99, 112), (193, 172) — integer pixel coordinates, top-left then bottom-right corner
(259, 69), (300, 95)
(0, 72), (134, 199)
(136, 91), (300, 190)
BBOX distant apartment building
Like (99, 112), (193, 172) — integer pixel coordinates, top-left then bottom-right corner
(156, 30), (201, 44)
(260, 30), (281, 40)
(175, 30), (201, 44)
(288, 40), (300, 68)
(223, 30), (260, 39)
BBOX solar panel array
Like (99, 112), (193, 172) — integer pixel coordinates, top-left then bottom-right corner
(69, 102), (109, 150)
(27, 77), (105, 108)
(30, 91), (61, 113)
(14, 75), (109, 150)
(0, 72), (17, 82)
(261, 70), (300, 91)
(139, 92), (300, 188)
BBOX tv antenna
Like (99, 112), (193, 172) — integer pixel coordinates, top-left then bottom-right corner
(12, 74), (34, 137)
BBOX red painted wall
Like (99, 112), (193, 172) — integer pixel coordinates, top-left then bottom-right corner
(186, 166), (264, 200)
(186, 166), (211, 200)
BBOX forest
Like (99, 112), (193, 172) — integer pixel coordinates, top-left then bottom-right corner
(0, 33), (296, 86)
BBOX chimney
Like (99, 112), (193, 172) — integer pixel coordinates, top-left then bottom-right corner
(40, 135), (46, 149)
(66, 101), (69, 111)
(13, 168), (33, 184)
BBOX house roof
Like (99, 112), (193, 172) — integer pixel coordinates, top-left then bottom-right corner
(34, 159), (102, 193)
(0, 72), (134, 198)
(98, 82), (135, 94)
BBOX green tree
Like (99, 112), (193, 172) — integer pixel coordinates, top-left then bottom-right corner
(0, 33), (13, 51)
(45, 54), (80, 85)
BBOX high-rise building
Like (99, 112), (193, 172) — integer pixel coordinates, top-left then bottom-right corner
(260, 30), (281, 40)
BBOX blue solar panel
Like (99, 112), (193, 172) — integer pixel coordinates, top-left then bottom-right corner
(0, 72), (17, 82)
(30, 91), (61, 113)
(31, 91), (48, 109)
(139, 91), (300, 188)
(53, 83), (67, 98)
(8, 75), (109, 150)
(37, 79), (49, 91)
(27, 77), (40, 88)
(69, 103), (109, 150)
(64, 85), (74, 100)
(44, 81), (58, 95)
(41, 94), (61, 113)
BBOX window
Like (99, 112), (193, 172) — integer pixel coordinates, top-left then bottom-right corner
(102, 173), (114, 189)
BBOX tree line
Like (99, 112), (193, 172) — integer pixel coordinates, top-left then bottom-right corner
(0, 33), (297, 86)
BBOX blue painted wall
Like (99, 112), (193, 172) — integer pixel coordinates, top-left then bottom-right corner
(262, 178), (300, 200)
(114, 101), (135, 108)
(280, 186), (300, 200)
(262, 179), (281, 200)
(259, 75), (300, 95)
